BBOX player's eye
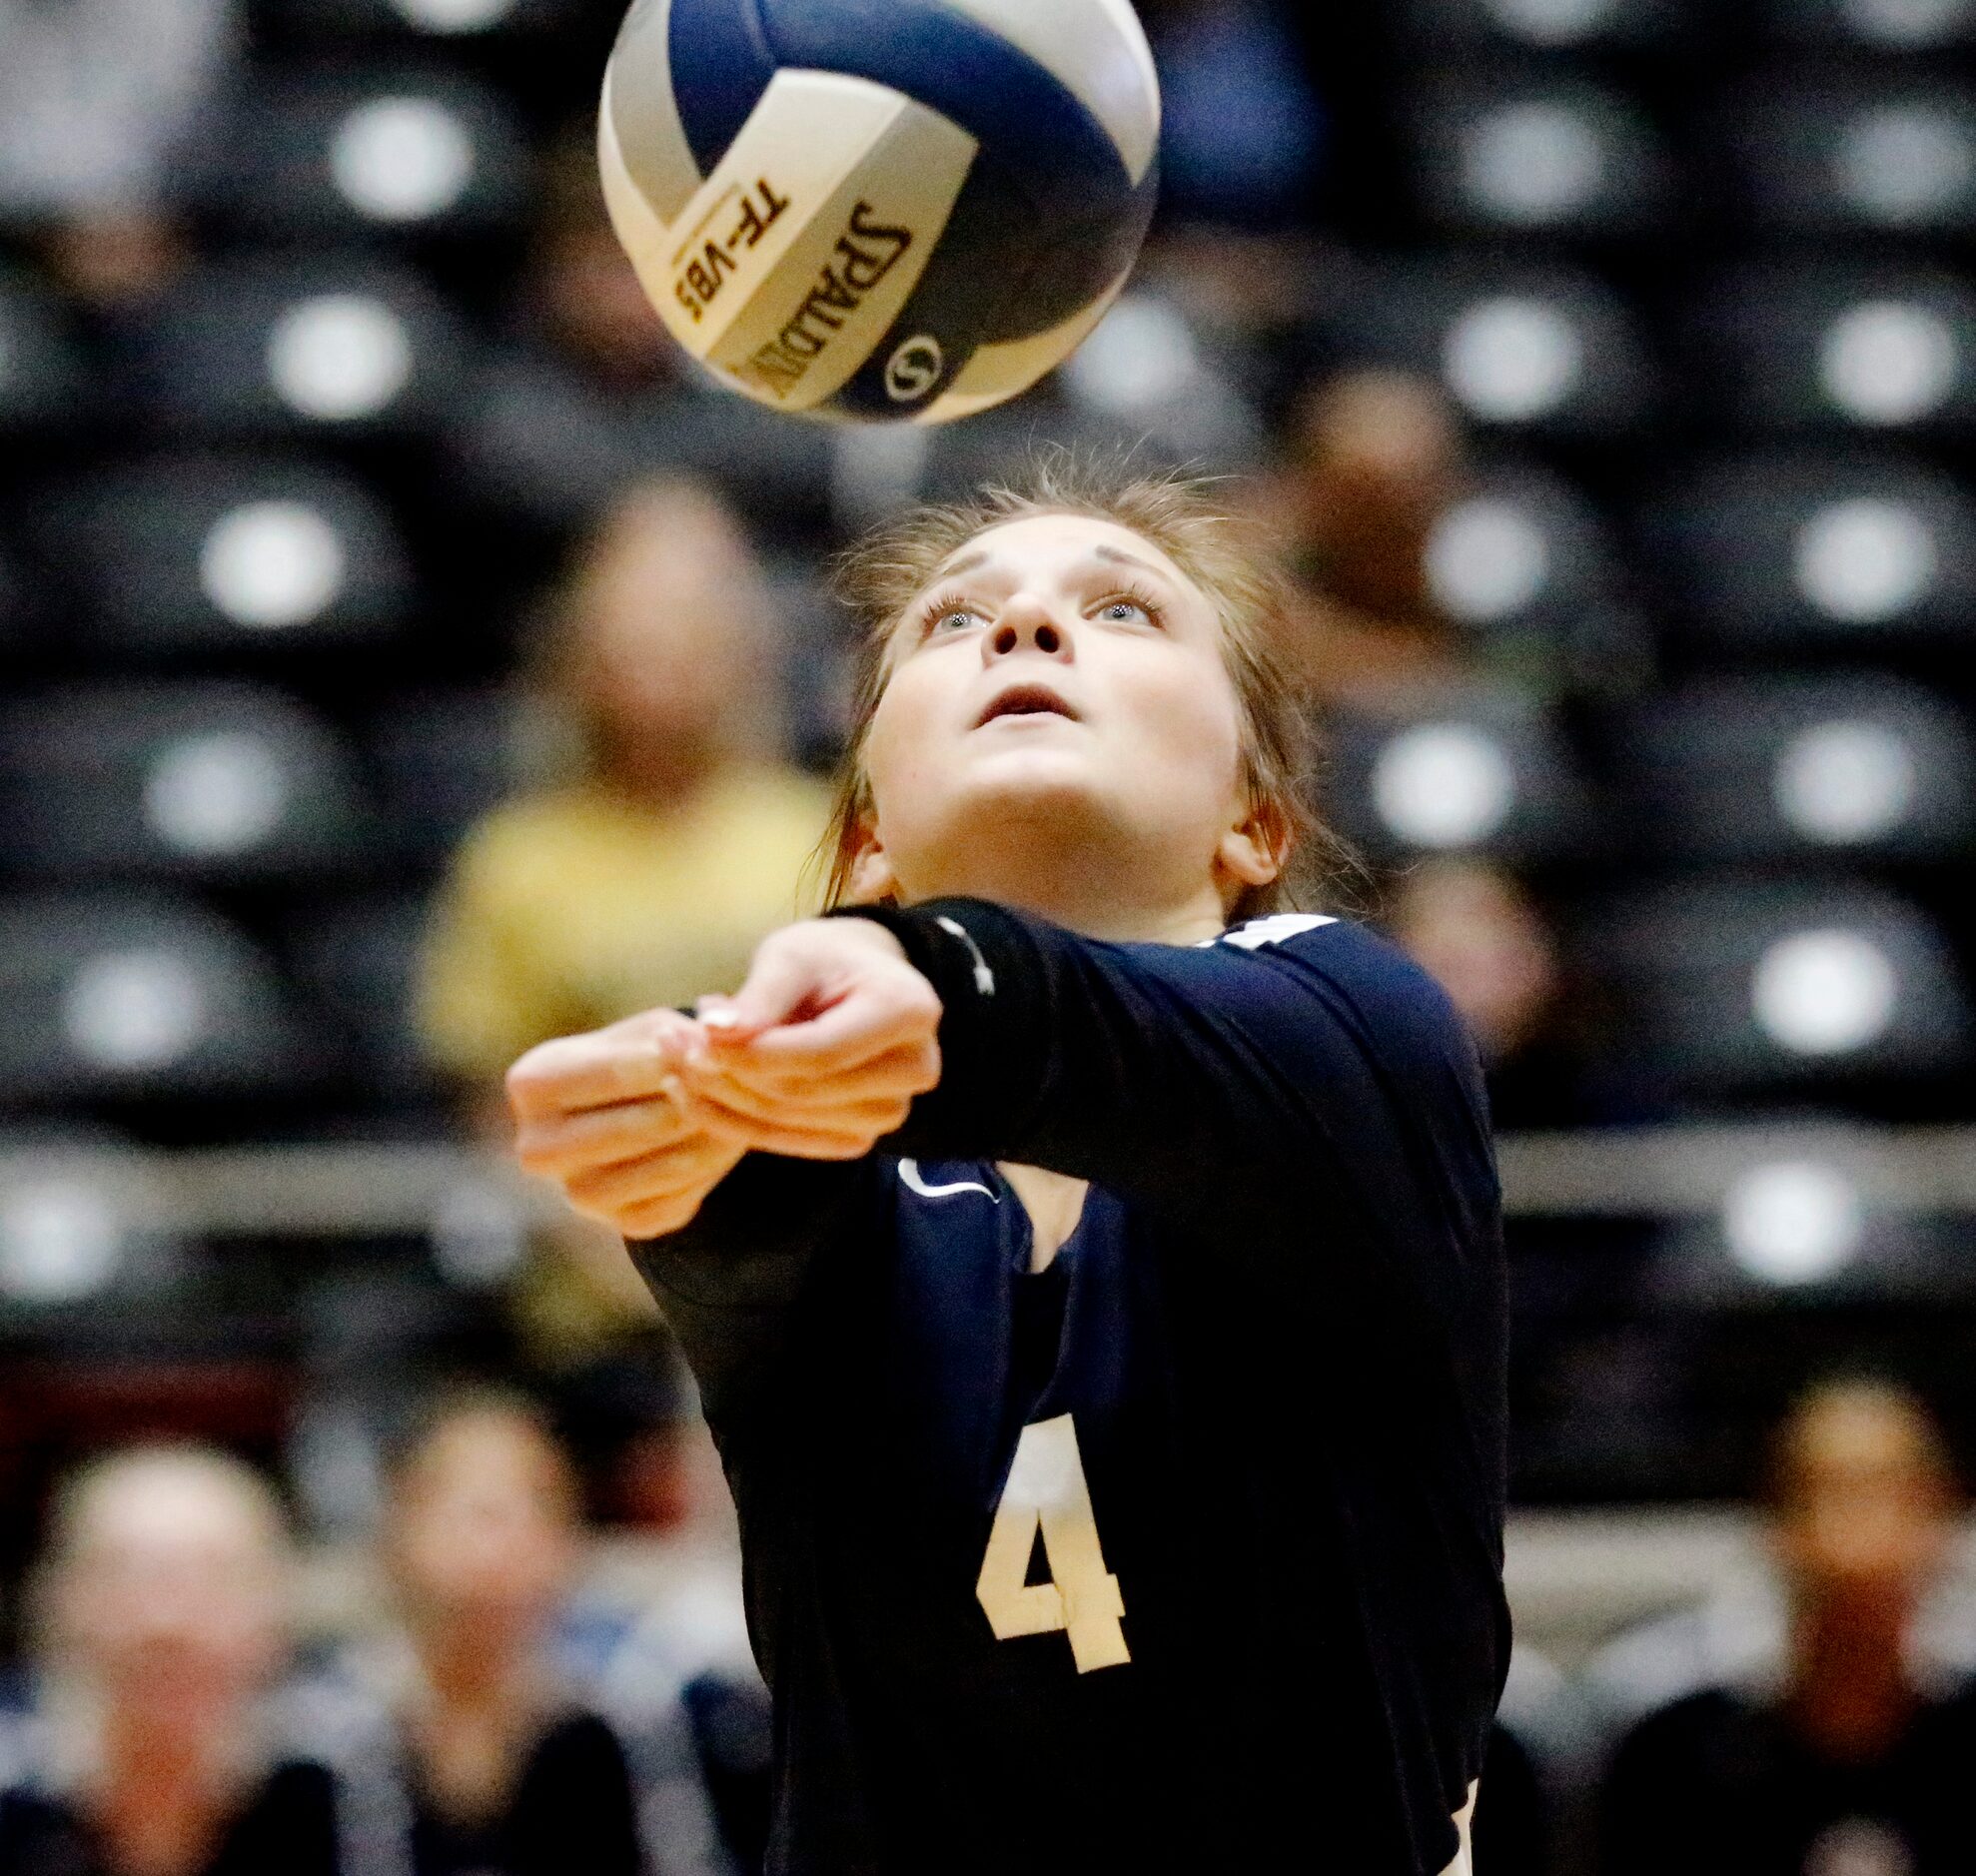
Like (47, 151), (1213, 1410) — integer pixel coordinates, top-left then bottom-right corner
(922, 593), (988, 636)
(1092, 587), (1163, 628)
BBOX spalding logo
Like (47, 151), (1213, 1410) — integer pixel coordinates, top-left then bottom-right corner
(886, 336), (944, 404)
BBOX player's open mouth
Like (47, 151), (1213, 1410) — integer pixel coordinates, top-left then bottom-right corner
(975, 683), (1081, 727)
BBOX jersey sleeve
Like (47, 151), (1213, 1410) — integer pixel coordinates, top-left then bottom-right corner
(834, 898), (1500, 1319)
(625, 1152), (878, 1427)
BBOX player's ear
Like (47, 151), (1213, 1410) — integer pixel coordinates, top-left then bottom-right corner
(1214, 797), (1286, 894)
(845, 813), (901, 905)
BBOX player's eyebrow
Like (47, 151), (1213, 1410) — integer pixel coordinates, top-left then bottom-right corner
(933, 548), (991, 580)
(1091, 542), (1170, 581)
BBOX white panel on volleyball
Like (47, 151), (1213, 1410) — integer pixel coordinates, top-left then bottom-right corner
(601, 69), (977, 415)
(921, 261), (1135, 424)
(598, 0), (703, 224)
(932, 0), (1161, 185)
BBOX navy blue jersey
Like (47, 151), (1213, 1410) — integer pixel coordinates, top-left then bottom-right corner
(632, 900), (1508, 1876)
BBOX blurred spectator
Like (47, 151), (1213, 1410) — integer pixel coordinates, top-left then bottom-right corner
(352, 1390), (742, 1876)
(1388, 859), (1648, 1130)
(1598, 1378), (1976, 1876)
(1138, 0), (1326, 225)
(418, 475), (829, 1128)
(0, 1445), (335, 1876)
(0, 0), (225, 305)
(521, 128), (677, 397)
(1262, 369), (1475, 710)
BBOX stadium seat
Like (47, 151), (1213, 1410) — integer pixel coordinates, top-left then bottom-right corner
(260, 0), (578, 43)
(1763, 0), (1976, 51)
(364, 687), (527, 863)
(1325, 686), (1585, 862)
(1598, 881), (1969, 1095)
(42, 456), (414, 658)
(1657, 1173), (1976, 1304)
(130, 258), (469, 439)
(1726, 80), (1976, 238)
(188, 68), (528, 242)
(1353, 259), (1651, 439)
(1645, 454), (1976, 646)
(1687, 265), (1976, 436)
(446, 354), (839, 534)
(1410, 81), (1670, 238)
(284, 890), (439, 1101)
(0, 1124), (190, 1312)
(1621, 673), (1976, 864)
(1401, 0), (1688, 53)
(0, 681), (374, 881)
(0, 892), (305, 1105)
(1426, 461), (1620, 635)
(0, 266), (83, 435)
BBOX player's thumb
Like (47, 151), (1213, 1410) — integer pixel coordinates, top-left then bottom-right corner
(698, 937), (826, 1044)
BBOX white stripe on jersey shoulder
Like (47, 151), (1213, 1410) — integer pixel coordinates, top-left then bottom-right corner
(898, 1159), (999, 1203)
(1203, 913), (1339, 952)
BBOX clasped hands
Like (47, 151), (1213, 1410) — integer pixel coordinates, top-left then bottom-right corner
(506, 917), (944, 1240)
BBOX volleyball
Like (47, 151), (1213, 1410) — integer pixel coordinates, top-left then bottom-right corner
(596, 0), (1162, 426)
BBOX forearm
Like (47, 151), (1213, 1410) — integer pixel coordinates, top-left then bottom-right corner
(626, 1151), (872, 1420)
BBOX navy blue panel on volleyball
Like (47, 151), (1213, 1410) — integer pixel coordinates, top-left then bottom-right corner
(666, 0), (779, 177)
(758, 0), (1137, 225)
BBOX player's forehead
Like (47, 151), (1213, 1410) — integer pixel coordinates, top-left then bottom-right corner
(927, 512), (1200, 603)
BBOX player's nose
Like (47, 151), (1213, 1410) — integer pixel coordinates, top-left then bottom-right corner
(982, 591), (1076, 665)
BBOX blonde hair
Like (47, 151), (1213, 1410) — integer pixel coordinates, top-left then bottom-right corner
(811, 451), (1353, 923)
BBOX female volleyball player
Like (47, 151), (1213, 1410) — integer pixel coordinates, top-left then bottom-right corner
(506, 460), (1507, 1875)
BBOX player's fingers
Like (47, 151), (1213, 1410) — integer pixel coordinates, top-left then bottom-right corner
(513, 1092), (697, 1176)
(718, 991), (941, 1081)
(505, 1011), (697, 1120)
(690, 1038), (940, 1104)
(561, 1132), (745, 1219)
(704, 935), (839, 1042)
(671, 1066), (911, 1140)
(617, 1182), (733, 1242)
(683, 1085), (883, 1161)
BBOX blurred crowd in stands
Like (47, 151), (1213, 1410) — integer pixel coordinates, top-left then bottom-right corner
(5, 0), (1976, 1868)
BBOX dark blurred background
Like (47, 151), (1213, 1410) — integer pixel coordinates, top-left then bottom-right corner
(2, 1), (1975, 1871)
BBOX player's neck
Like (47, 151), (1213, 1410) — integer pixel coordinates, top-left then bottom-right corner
(911, 854), (1228, 945)
(904, 830), (1225, 944)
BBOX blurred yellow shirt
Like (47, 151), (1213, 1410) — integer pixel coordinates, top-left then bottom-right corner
(419, 765), (833, 1083)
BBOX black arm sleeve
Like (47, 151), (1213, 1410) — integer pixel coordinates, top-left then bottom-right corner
(625, 1152), (875, 1424)
(831, 897), (1498, 1315)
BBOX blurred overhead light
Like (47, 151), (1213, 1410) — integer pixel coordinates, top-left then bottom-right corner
(1773, 720), (1918, 844)
(1427, 496), (1550, 623)
(1372, 722), (1516, 848)
(330, 98), (476, 223)
(1460, 103), (1606, 226)
(1751, 928), (1899, 1056)
(1722, 1161), (1865, 1286)
(1841, 0), (1972, 49)
(1479, 0), (1619, 45)
(63, 950), (208, 1070)
(1818, 301), (1959, 426)
(1834, 108), (1974, 227)
(0, 1179), (125, 1305)
(199, 501), (347, 630)
(144, 732), (290, 858)
(391, 0), (517, 30)
(1792, 497), (1938, 622)
(1443, 297), (1582, 422)
(266, 294), (413, 422)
